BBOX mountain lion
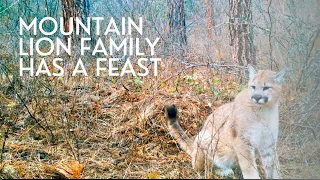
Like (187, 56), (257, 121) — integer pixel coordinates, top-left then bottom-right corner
(166, 65), (287, 179)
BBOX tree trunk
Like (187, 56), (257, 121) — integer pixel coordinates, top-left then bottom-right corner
(204, 0), (214, 40)
(229, 0), (255, 66)
(167, 0), (187, 55)
(61, 0), (90, 81)
(61, 0), (90, 41)
(61, 0), (75, 41)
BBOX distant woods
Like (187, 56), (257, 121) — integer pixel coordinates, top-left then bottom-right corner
(0, 0), (319, 80)
(1, 0), (257, 67)
(57, 0), (256, 66)
(165, 0), (255, 65)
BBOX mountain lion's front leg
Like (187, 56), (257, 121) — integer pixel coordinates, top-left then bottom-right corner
(235, 140), (260, 179)
(260, 145), (281, 179)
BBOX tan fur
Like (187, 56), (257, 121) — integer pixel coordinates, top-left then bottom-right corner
(166, 65), (287, 179)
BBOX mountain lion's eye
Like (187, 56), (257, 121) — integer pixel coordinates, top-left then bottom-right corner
(263, 87), (270, 91)
(251, 86), (256, 89)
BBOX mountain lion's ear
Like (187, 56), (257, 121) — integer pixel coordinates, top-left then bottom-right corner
(248, 64), (256, 80)
(274, 68), (288, 84)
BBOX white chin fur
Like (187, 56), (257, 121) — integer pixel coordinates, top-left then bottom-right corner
(258, 99), (266, 104)
(251, 98), (266, 104)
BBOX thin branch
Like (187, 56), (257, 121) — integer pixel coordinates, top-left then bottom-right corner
(0, 0), (20, 15)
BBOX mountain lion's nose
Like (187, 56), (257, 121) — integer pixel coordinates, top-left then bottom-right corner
(252, 95), (262, 102)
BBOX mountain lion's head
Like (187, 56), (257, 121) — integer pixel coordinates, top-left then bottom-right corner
(247, 65), (288, 106)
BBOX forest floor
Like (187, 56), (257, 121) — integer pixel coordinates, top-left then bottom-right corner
(0, 58), (319, 179)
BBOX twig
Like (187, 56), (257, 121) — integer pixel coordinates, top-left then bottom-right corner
(173, 58), (247, 70)
(0, 129), (8, 165)
(0, 61), (55, 141)
(0, 0), (20, 14)
(280, 120), (317, 139)
(267, 0), (279, 70)
(150, 58), (247, 91)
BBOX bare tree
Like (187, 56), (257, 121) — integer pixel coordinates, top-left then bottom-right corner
(229, 0), (255, 66)
(61, 0), (90, 41)
(204, 0), (214, 40)
(167, 0), (187, 55)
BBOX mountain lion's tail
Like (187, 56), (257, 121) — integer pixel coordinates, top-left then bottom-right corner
(166, 105), (193, 156)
